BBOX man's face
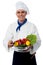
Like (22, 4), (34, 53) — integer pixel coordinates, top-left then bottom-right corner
(16, 9), (27, 22)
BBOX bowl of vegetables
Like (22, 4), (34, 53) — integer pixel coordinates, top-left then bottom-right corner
(13, 34), (37, 49)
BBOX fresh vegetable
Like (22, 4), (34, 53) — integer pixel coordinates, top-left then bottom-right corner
(13, 34), (37, 48)
(26, 34), (37, 45)
(26, 40), (30, 46)
(14, 42), (18, 46)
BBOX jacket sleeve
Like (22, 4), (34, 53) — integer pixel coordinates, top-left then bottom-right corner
(30, 24), (41, 54)
(3, 25), (14, 52)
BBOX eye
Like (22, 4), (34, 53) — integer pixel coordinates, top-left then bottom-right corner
(22, 11), (25, 13)
(17, 11), (20, 14)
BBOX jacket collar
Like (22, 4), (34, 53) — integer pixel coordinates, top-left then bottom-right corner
(16, 18), (27, 32)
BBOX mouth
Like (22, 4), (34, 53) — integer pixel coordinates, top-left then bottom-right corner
(19, 16), (24, 19)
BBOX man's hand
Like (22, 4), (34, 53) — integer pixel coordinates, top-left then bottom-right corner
(8, 40), (13, 48)
(30, 52), (36, 59)
(22, 45), (33, 51)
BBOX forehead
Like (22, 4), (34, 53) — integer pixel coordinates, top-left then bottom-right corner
(16, 9), (26, 12)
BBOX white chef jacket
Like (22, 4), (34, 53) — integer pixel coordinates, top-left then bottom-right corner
(3, 20), (41, 54)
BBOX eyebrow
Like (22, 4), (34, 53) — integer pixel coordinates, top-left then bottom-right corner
(16, 11), (26, 13)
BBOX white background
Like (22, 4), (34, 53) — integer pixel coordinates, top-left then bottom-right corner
(0, 0), (43, 65)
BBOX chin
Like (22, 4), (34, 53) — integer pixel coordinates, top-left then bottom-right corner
(20, 20), (24, 22)
(19, 19), (25, 22)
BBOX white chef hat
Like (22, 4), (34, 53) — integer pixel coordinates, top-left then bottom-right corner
(16, 1), (29, 14)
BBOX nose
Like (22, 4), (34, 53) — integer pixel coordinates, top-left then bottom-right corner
(20, 13), (22, 16)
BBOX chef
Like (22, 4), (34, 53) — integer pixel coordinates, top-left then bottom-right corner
(3, 1), (41, 65)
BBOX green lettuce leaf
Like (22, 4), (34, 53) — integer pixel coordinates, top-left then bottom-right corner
(26, 34), (37, 45)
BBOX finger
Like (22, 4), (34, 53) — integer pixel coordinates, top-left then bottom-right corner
(30, 52), (36, 59)
(8, 44), (13, 47)
(10, 44), (13, 47)
(30, 56), (34, 59)
(23, 46), (31, 51)
(10, 44), (13, 46)
(31, 55), (35, 59)
(8, 40), (13, 44)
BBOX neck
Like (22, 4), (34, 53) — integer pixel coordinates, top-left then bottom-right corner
(18, 19), (26, 23)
